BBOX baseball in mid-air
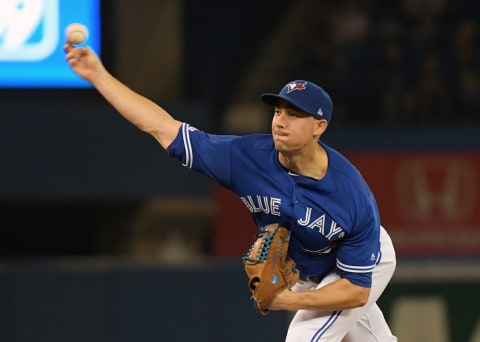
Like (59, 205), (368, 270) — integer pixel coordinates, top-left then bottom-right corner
(65, 23), (88, 44)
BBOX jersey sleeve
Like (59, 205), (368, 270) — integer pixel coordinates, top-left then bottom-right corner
(166, 123), (238, 188)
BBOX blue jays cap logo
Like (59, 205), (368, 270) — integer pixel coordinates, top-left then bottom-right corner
(286, 81), (307, 93)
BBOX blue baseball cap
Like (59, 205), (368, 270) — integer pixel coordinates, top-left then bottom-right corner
(260, 80), (333, 122)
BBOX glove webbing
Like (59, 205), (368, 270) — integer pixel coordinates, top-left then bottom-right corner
(242, 227), (275, 264)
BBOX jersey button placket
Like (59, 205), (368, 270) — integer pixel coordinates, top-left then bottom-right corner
(293, 183), (299, 204)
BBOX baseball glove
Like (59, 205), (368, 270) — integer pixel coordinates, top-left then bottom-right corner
(242, 223), (299, 315)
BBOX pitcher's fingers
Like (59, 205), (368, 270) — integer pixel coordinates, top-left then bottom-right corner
(63, 42), (74, 53)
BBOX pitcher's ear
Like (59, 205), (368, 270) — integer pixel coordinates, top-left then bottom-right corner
(314, 119), (328, 136)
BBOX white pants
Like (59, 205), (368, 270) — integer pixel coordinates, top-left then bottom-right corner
(285, 226), (397, 342)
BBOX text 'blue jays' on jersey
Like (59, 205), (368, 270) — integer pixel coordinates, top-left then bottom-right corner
(167, 123), (382, 287)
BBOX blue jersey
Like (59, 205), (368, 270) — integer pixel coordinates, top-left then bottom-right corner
(167, 123), (381, 287)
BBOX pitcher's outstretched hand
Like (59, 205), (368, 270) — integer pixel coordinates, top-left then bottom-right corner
(64, 43), (105, 83)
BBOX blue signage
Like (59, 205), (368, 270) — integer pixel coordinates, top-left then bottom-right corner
(0, 0), (101, 88)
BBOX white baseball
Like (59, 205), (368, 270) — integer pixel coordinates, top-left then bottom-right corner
(65, 23), (88, 44)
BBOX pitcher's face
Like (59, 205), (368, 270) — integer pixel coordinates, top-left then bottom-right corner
(271, 100), (325, 153)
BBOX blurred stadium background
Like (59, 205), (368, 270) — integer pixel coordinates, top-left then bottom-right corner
(0, 0), (479, 341)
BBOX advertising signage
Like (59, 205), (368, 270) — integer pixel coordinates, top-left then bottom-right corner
(0, 0), (101, 88)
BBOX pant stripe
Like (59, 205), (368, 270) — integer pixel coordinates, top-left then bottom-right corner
(311, 310), (343, 342)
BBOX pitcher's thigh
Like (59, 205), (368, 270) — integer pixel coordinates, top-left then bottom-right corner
(285, 305), (371, 342)
(341, 303), (397, 342)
